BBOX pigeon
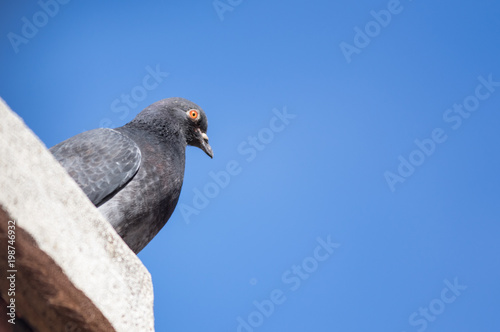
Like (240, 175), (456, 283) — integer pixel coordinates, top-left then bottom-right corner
(50, 97), (213, 253)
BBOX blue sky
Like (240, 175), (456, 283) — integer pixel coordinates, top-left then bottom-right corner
(2, 0), (500, 331)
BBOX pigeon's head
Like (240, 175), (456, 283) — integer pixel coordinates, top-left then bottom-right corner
(132, 97), (213, 158)
(175, 98), (213, 159)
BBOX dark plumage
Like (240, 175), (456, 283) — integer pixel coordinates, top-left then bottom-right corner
(50, 97), (213, 253)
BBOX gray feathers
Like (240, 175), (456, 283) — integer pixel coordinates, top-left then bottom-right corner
(49, 97), (213, 253)
(50, 128), (141, 206)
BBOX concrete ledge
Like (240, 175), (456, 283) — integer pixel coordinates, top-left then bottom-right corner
(0, 98), (154, 331)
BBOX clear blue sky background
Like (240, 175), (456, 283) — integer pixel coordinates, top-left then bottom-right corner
(1, 1), (500, 331)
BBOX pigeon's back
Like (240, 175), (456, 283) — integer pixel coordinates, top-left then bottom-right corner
(50, 128), (142, 206)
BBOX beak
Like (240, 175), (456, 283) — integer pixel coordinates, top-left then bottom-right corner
(199, 131), (214, 158)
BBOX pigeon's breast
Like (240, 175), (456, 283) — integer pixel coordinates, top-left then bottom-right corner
(98, 132), (186, 253)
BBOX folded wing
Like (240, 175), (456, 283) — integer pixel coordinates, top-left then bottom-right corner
(50, 128), (141, 206)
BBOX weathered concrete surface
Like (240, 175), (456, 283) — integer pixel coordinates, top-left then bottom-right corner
(0, 98), (154, 332)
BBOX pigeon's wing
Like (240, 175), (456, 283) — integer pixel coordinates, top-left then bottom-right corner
(50, 128), (142, 206)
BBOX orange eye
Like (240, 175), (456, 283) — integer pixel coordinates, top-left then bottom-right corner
(188, 109), (199, 119)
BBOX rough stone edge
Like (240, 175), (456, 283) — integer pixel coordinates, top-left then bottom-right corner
(0, 98), (154, 331)
(0, 207), (117, 331)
